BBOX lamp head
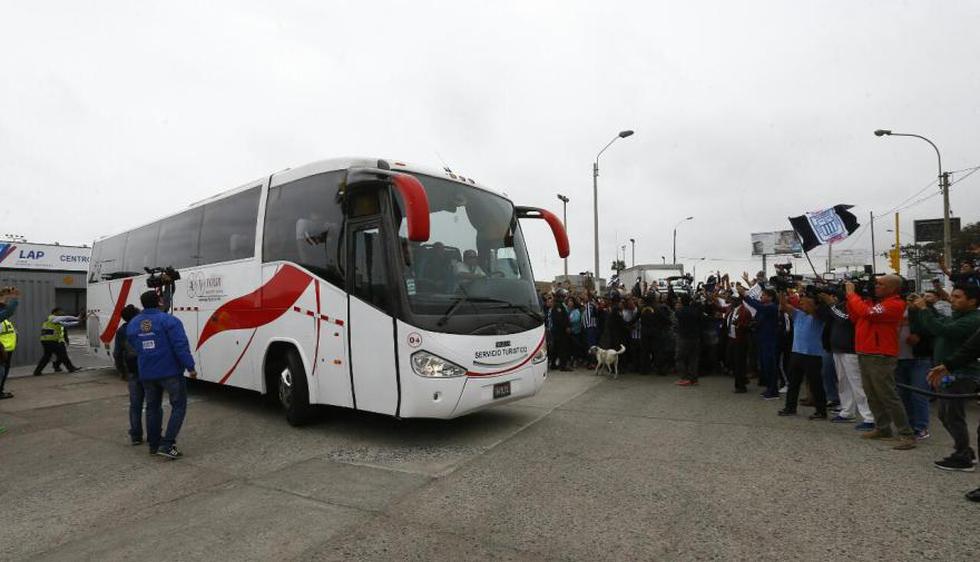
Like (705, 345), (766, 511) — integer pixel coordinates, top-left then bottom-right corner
(618, 130), (634, 138)
(686, 216), (694, 221)
(874, 129), (892, 137)
(557, 194), (569, 203)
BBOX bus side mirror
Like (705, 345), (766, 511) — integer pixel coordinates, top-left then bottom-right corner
(515, 206), (570, 258)
(392, 174), (430, 242)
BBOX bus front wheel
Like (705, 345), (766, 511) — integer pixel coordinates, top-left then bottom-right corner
(276, 348), (314, 426)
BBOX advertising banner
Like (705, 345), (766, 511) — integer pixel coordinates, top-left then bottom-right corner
(0, 242), (91, 272)
(750, 231), (802, 256)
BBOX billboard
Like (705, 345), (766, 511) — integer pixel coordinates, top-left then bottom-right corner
(750, 231), (802, 256)
(913, 218), (961, 243)
(0, 242), (91, 272)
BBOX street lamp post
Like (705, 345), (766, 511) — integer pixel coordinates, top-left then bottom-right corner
(672, 216), (694, 265)
(629, 238), (635, 267)
(557, 194), (570, 277)
(874, 129), (952, 271)
(593, 129), (635, 287)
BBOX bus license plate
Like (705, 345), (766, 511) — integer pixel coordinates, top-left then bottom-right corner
(493, 381), (511, 399)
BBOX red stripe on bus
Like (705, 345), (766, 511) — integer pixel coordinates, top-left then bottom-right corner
(198, 265), (313, 350)
(99, 278), (134, 344)
(465, 335), (545, 377)
(218, 329), (257, 385)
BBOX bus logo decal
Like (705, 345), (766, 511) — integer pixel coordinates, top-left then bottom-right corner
(407, 332), (422, 348)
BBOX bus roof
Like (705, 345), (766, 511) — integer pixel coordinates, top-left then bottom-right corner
(93, 157), (508, 243)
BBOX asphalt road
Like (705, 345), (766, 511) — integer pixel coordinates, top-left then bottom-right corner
(1, 366), (978, 561)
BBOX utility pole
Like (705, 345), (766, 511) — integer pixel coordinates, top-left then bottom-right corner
(827, 243), (833, 273)
(629, 238), (635, 267)
(941, 171), (952, 271)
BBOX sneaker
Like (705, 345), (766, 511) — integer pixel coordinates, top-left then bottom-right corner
(778, 386), (787, 394)
(808, 412), (828, 421)
(915, 429), (931, 441)
(861, 429), (893, 440)
(156, 445), (182, 459)
(675, 379), (697, 387)
(830, 415), (856, 423)
(966, 488), (980, 502)
(892, 437), (917, 450)
(0, 391), (13, 400)
(130, 437), (143, 446)
(777, 409), (797, 417)
(934, 456), (976, 472)
(761, 392), (781, 400)
(67, 367), (81, 373)
(854, 422), (875, 432)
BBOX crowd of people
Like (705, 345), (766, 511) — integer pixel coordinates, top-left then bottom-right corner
(542, 258), (980, 502)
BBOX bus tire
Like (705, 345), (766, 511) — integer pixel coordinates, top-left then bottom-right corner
(277, 347), (314, 426)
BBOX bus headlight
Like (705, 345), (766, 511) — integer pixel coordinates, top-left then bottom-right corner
(411, 351), (467, 378)
(532, 344), (547, 364)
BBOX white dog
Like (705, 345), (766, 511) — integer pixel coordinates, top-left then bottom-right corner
(589, 345), (626, 378)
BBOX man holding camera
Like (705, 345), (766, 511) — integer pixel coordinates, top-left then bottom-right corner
(910, 284), (980, 471)
(127, 290), (197, 459)
(845, 275), (916, 450)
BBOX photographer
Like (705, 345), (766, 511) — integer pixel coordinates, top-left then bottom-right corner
(845, 275), (916, 450)
(815, 291), (875, 430)
(910, 284), (980, 471)
(0, 288), (21, 400)
(776, 287), (827, 419)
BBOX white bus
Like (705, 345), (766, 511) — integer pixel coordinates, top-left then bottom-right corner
(86, 158), (568, 424)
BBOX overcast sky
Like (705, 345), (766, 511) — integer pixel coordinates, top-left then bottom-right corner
(3, 1), (979, 282)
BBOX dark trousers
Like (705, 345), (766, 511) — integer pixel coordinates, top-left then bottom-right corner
(652, 337), (672, 375)
(144, 375), (188, 451)
(34, 341), (75, 374)
(0, 352), (11, 393)
(729, 339), (748, 390)
(632, 337), (650, 373)
(758, 339), (779, 395)
(128, 373), (146, 440)
(939, 377), (979, 458)
(677, 337), (700, 381)
(785, 353), (826, 414)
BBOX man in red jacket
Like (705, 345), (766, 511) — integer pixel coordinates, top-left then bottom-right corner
(846, 275), (916, 449)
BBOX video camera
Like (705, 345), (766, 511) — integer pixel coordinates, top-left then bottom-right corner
(145, 266), (181, 289)
(768, 263), (803, 292)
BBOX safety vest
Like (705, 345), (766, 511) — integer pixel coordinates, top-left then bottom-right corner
(40, 316), (64, 342)
(0, 319), (15, 351)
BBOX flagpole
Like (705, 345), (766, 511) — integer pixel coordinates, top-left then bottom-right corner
(869, 211), (876, 275)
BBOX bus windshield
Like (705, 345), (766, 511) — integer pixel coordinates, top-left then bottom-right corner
(393, 174), (542, 333)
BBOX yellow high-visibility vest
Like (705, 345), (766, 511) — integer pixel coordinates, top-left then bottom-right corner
(0, 319), (15, 351)
(40, 316), (64, 343)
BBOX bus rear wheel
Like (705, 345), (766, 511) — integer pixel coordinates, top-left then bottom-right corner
(276, 348), (314, 426)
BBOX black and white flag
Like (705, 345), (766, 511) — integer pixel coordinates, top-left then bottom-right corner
(789, 205), (860, 252)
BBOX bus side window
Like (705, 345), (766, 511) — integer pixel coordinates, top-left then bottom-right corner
(199, 186), (260, 265)
(263, 171), (345, 289)
(351, 226), (389, 312)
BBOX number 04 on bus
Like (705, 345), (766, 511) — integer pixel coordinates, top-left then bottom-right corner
(86, 158), (569, 425)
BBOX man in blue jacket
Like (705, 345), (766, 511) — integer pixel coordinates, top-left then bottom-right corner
(127, 291), (197, 459)
(737, 278), (781, 399)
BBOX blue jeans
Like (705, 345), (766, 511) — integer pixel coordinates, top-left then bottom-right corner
(143, 375), (187, 451)
(895, 358), (931, 432)
(822, 350), (839, 404)
(128, 374), (145, 440)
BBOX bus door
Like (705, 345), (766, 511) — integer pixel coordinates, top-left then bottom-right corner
(346, 218), (399, 415)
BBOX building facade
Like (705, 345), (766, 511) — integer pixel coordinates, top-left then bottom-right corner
(0, 241), (91, 367)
